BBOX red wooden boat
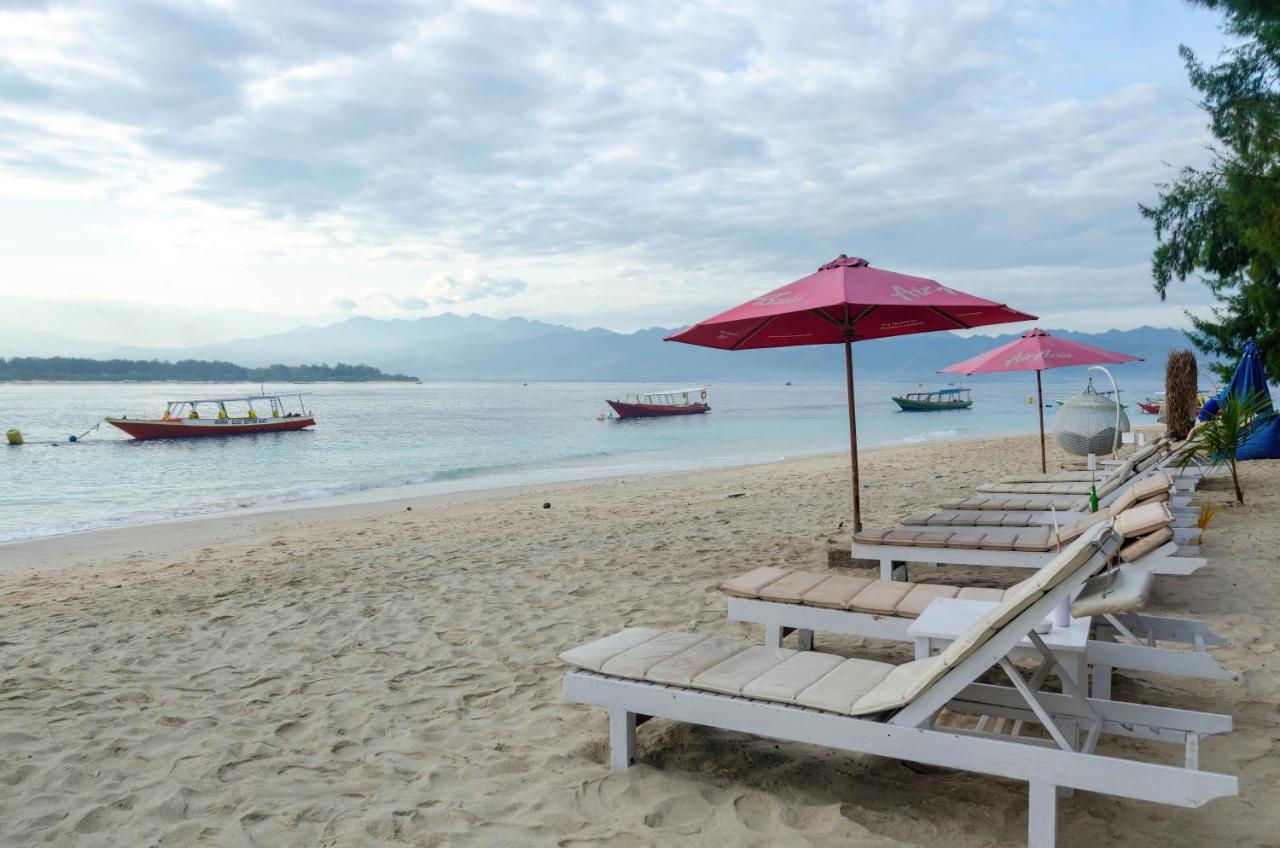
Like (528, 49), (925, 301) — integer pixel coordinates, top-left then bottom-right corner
(606, 387), (710, 419)
(106, 393), (315, 440)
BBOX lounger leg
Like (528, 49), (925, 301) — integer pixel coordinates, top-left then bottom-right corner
(797, 628), (814, 651)
(1091, 665), (1112, 701)
(879, 558), (893, 581)
(764, 625), (783, 649)
(1186, 733), (1200, 770)
(1028, 781), (1058, 848)
(609, 709), (636, 771)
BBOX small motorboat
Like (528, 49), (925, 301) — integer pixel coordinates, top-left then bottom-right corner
(606, 387), (710, 419)
(892, 387), (973, 411)
(106, 393), (316, 440)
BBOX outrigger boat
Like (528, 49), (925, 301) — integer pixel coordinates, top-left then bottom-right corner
(106, 394), (315, 440)
(891, 386), (972, 411)
(606, 387), (710, 419)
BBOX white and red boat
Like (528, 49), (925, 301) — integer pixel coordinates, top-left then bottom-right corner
(606, 387), (710, 419)
(106, 394), (315, 440)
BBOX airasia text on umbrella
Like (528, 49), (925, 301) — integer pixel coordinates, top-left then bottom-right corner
(889, 284), (960, 301)
(1003, 351), (1074, 367)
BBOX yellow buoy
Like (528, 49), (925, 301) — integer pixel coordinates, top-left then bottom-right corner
(1027, 395), (1034, 405)
(6, 429), (23, 446)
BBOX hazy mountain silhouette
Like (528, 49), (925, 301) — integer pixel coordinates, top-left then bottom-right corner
(100, 313), (1215, 383)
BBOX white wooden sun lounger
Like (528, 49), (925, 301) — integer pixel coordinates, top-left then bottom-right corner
(719, 560), (1235, 698)
(854, 501), (1205, 581)
(561, 527), (1237, 848)
(902, 471), (1201, 544)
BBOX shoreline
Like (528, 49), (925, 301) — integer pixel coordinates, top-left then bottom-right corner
(0, 427), (1160, 576)
(0, 424), (1012, 562)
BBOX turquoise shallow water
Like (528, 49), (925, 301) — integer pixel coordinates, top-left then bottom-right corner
(0, 377), (1162, 543)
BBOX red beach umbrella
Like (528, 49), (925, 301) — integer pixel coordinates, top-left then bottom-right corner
(665, 255), (1036, 530)
(940, 328), (1142, 472)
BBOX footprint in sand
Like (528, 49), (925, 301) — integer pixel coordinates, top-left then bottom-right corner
(732, 791), (781, 833)
(642, 793), (713, 834)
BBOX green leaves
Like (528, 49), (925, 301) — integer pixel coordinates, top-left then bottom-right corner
(1142, 1), (1280, 383)
(1175, 389), (1274, 503)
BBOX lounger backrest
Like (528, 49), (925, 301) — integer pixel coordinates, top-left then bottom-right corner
(1095, 458), (1137, 498)
(931, 524), (1111, 670)
(888, 526), (1120, 726)
(851, 526), (1115, 718)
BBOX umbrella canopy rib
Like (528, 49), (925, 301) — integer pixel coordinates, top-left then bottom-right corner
(729, 315), (778, 351)
(929, 306), (972, 330)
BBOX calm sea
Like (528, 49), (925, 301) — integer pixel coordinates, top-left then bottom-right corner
(0, 376), (1162, 543)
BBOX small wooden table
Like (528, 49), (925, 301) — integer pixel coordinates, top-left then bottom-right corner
(908, 597), (1090, 686)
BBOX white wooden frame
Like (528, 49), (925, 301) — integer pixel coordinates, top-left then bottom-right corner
(564, 535), (1236, 847)
(725, 596), (1236, 695)
(853, 539), (1205, 581)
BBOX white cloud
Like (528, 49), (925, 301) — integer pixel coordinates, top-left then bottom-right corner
(0, 0), (1231, 342)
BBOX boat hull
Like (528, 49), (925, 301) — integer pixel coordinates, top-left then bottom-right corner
(892, 397), (973, 412)
(1138, 402), (1162, 414)
(606, 401), (710, 419)
(105, 417), (316, 440)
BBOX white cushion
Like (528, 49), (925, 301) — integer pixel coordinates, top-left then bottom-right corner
(849, 655), (949, 716)
(601, 631), (707, 678)
(646, 636), (750, 686)
(559, 627), (664, 672)
(742, 651), (846, 703)
(793, 657), (895, 713)
(1070, 569), (1154, 617)
(692, 645), (793, 696)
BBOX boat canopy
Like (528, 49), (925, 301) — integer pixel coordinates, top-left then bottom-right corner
(618, 386), (707, 406)
(166, 393), (311, 405)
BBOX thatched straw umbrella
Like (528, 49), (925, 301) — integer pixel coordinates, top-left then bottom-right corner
(1165, 349), (1198, 440)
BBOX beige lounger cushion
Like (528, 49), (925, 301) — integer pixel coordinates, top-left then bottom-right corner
(742, 651), (846, 702)
(1119, 527), (1174, 563)
(1114, 501), (1173, 539)
(895, 583), (961, 619)
(758, 571), (830, 603)
(848, 655), (949, 716)
(1028, 526), (1111, 592)
(719, 566), (790, 598)
(912, 529), (956, 548)
(801, 574), (873, 609)
(793, 657), (895, 713)
(944, 528), (989, 548)
(646, 636), (747, 686)
(559, 627), (664, 671)
(602, 631), (707, 678)
(1055, 507), (1111, 544)
(1070, 569), (1155, 618)
(848, 580), (914, 615)
(1110, 471), (1173, 513)
(693, 645), (792, 695)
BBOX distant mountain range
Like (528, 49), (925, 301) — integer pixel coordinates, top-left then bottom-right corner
(17, 313), (1218, 383)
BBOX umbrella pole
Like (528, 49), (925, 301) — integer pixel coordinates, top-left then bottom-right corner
(844, 340), (862, 532)
(1036, 369), (1046, 473)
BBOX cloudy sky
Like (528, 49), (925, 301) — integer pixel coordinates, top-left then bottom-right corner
(0, 0), (1232, 348)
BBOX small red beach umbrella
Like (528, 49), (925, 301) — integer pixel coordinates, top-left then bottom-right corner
(666, 255), (1036, 531)
(940, 328), (1142, 472)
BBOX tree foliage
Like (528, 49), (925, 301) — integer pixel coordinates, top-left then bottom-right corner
(0, 357), (419, 383)
(1176, 389), (1273, 503)
(1141, 0), (1280, 383)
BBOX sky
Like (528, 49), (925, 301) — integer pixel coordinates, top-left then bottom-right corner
(0, 0), (1236, 349)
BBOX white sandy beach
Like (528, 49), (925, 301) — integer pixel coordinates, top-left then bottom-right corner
(1, 432), (1277, 847)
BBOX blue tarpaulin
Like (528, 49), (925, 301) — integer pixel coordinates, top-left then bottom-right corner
(1198, 339), (1280, 460)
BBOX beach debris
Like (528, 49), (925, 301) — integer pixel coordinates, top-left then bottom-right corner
(727, 492), (745, 498)
(543, 502), (551, 509)
(405, 506), (412, 511)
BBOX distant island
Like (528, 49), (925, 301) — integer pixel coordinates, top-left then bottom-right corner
(0, 357), (420, 383)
